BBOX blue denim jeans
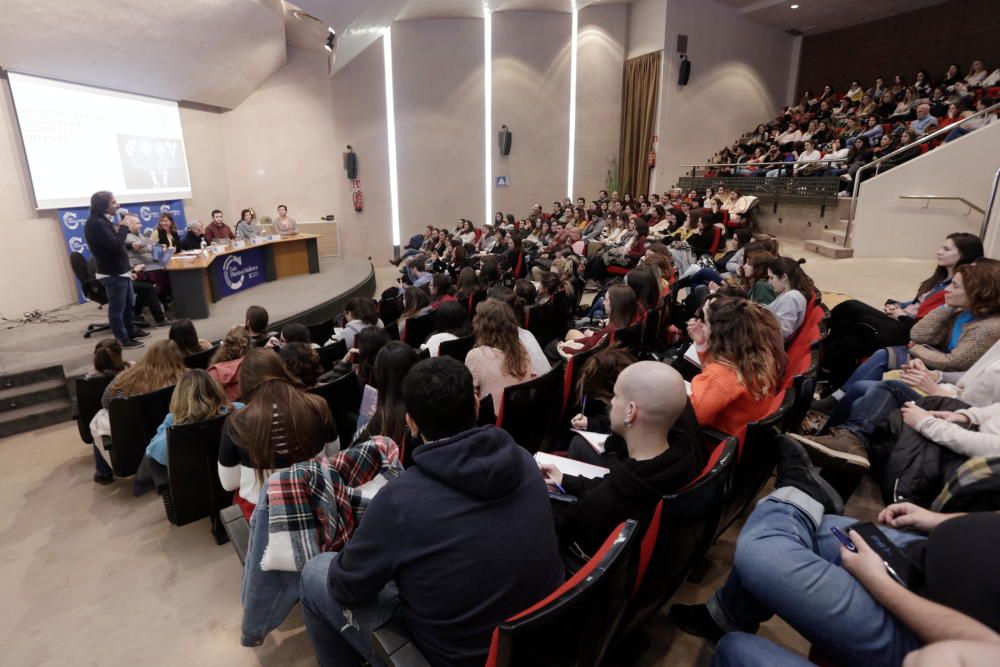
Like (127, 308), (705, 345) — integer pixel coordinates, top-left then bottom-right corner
(99, 275), (136, 343)
(826, 379), (920, 435)
(708, 488), (924, 667)
(240, 493), (301, 646)
(838, 347), (908, 395)
(713, 632), (813, 667)
(92, 444), (113, 478)
(301, 553), (401, 667)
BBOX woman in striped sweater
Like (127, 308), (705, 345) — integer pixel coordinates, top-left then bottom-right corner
(686, 296), (786, 445)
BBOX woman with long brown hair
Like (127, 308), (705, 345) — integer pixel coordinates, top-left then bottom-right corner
(90, 340), (186, 484)
(687, 295), (785, 444)
(218, 348), (339, 519)
(465, 299), (534, 407)
(207, 325), (252, 400)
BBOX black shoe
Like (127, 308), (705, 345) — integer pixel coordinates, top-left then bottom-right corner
(811, 394), (839, 415)
(132, 330), (151, 339)
(669, 603), (724, 643)
(154, 319), (172, 328)
(93, 472), (114, 485)
(132, 477), (155, 497)
(121, 339), (145, 349)
(775, 435), (845, 516)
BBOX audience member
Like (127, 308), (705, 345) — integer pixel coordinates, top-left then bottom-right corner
(484, 288), (551, 376)
(354, 341), (420, 446)
(207, 325), (251, 401)
(329, 297), (382, 349)
(281, 342), (323, 388)
(218, 349), (339, 520)
(245, 305), (272, 347)
(169, 319), (213, 357)
(466, 299), (535, 408)
(84, 339), (129, 379)
(422, 300), (471, 357)
(300, 357), (565, 667)
(765, 257), (814, 340)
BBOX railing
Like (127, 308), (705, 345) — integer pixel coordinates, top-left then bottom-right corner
(845, 100), (1000, 246)
(898, 195), (985, 215)
(682, 158), (846, 177)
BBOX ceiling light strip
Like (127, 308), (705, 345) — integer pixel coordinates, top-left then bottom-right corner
(382, 28), (401, 247)
(484, 8), (493, 228)
(567, 6), (579, 199)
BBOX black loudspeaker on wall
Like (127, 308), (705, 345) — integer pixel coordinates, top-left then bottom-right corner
(498, 125), (512, 156)
(678, 56), (691, 86)
(344, 145), (358, 179)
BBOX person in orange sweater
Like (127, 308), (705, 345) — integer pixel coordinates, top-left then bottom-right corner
(686, 296), (786, 447)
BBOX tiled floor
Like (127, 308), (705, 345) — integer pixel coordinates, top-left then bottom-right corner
(0, 244), (931, 666)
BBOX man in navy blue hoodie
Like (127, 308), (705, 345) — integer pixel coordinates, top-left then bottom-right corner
(300, 357), (565, 667)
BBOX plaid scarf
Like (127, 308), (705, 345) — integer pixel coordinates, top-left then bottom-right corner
(262, 436), (403, 572)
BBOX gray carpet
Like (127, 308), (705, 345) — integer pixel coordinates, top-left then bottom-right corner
(0, 257), (373, 377)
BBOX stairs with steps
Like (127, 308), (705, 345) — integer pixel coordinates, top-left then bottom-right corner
(804, 219), (855, 259)
(0, 365), (73, 439)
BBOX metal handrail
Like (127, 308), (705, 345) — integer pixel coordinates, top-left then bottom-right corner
(845, 100), (1000, 246)
(898, 195), (985, 215)
(682, 157), (846, 175)
(981, 168), (1000, 241)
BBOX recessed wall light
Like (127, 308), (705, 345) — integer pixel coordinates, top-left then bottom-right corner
(790, 4), (799, 8)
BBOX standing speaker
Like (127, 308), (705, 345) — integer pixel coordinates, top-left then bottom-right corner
(678, 57), (691, 86)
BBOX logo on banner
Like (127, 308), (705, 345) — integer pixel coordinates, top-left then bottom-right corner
(223, 253), (262, 292)
(160, 203), (172, 214)
(68, 236), (87, 253)
(62, 211), (80, 230)
(139, 206), (153, 222)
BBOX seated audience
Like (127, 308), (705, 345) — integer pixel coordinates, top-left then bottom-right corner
(90, 340), (186, 485)
(822, 233), (984, 386)
(465, 299), (535, 408)
(281, 342), (323, 388)
(84, 339), (129, 379)
(141, 369), (243, 488)
(765, 257), (814, 340)
(428, 273), (457, 309)
(328, 297), (382, 349)
(169, 319), (213, 357)
(422, 301), (472, 357)
(672, 437), (1000, 667)
(397, 287), (432, 341)
(207, 325), (251, 401)
(566, 347), (637, 454)
(299, 357), (565, 667)
(268, 322), (317, 350)
(318, 326), (391, 386)
(555, 284), (638, 359)
(218, 349), (339, 520)
(815, 261), (1000, 421)
(245, 305), (273, 347)
(541, 362), (707, 557)
(485, 287), (551, 376)
(686, 296), (785, 443)
(353, 341), (419, 446)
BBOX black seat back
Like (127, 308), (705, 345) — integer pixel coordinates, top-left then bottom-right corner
(75, 374), (115, 444)
(437, 334), (476, 363)
(164, 414), (228, 533)
(307, 318), (337, 347)
(561, 335), (611, 419)
(184, 345), (218, 370)
(613, 437), (737, 643)
(108, 384), (175, 477)
(70, 251), (107, 305)
(378, 294), (404, 325)
(308, 372), (362, 444)
(497, 361), (565, 454)
(317, 339), (348, 372)
(490, 521), (640, 667)
(401, 312), (435, 347)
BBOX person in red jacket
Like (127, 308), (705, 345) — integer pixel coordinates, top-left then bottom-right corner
(203, 209), (235, 244)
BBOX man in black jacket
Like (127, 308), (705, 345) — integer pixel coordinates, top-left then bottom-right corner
(300, 357), (565, 667)
(180, 220), (205, 250)
(82, 191), (148, 348)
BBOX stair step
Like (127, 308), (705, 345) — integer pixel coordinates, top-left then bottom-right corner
(0, 398), (74, 439)
(0, 365), (65, 393)
(0, 382), (69, 415)
(820, 229), (847, 244)
(805, 239), (854, 259)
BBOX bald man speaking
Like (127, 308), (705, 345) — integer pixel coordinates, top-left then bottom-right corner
(540, 361), (708, 556)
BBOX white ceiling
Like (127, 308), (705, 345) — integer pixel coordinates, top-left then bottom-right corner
(294, 0), (631, 75)
(717, 0), (949, 36)
(0, 0), (288, 109)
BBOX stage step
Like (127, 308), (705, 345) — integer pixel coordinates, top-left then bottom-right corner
(820, 229), (847, 244)
(0, 365), (72, 439)
(804, 239), (854, 259)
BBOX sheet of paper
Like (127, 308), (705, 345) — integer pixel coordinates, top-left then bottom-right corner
(571, 429), (609, 454)
(684, 380), (692, 396)
(356, 384), (378, 431)
(684, 344), (702, 368)
(534, 452), (609, 479)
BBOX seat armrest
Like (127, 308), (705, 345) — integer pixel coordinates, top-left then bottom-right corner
(372, 620), (432, 667)
(220, 505), (250, 565)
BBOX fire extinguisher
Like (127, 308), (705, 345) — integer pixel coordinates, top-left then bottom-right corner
(352, 179), (363, 212)
(647, 148), (656, 168)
